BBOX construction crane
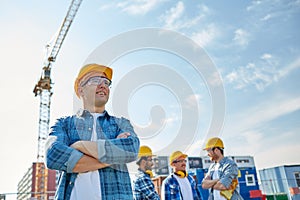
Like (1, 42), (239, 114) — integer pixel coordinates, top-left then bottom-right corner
(33, 0), (83, 162)
(32, 1), (83, 199)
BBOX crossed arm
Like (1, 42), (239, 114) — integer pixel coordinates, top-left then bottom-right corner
(202, 163), (238, 191)
(71, 132), (131, 173)
(202, 175), (227, 190)
(46, 117), (139, 173)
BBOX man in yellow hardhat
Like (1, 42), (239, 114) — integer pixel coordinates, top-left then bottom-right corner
(45, 63), (140, 200)
(133, 145), (160, 200)
(161, 151), (201, 200)
(202, 137), (243, 200)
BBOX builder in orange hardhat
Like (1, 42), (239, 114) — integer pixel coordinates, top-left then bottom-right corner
(161, 151), (201, 199)
(133, 145), (160, 200)
(202, 137), (243, 200)
(45, 63), (140, 199)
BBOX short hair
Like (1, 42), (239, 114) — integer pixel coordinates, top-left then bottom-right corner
(136, 156), (148, 165)
(213, 147), (224, 155)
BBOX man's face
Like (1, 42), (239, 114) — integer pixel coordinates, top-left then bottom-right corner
(206, 148), (218, 161)
(172, 156), (187, 172)
(145, 156), (154, 171)
(79, 72), (111, 107)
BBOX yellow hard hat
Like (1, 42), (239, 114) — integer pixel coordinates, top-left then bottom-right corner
(169, 151), (187, 165)
(138, 146), (155, 158)
(74, 63), (113, 97)
(204, 137), (224, 150)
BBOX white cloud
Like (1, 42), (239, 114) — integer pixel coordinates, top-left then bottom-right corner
(225, 56), (300, 91)
(225, 62), (275, 91)
(98, 3), (115, 11)
(161, 1), (185, 29)
(260, 14), (273, 21)
(187, 94), (300, 159)
(278, 56), (300, 78)
(160, 2), (206, 31)
(184, 94), (201, 109)
(191, 24), (219, 48)
(220, 95), (300, 168)
(226, 71), (239, 85)
(186, 139), (205, 156)
(208, 71), (224, 87)
(118, 0), (165, 15)
(246, 0), (300, 25)
(229, 96), (300, 135)
(254, 140), (300, 169)
(260, 53), (272, 60)
(198, 4), (211, 15)
(246, 0), (262, 11)
(233, 28), (250, 47)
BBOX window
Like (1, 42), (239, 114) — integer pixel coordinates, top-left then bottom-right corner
(295, 172), (300, 187)
(236, 159), (250, 163)
(153, 157), (169, 175)
(245, 174), (256, 186)
(205, 159), (212, 164)
(188, 157), (202, 169)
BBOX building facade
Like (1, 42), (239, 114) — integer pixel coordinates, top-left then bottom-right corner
(17, 162), (56, 200)
(259, 165), (300, 200)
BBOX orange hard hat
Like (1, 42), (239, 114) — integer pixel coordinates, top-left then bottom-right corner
(204, 137), (224, 150)
(74, 63), (113, 97)
(138, 146), (155, 158)
(169, 151), (188, 165)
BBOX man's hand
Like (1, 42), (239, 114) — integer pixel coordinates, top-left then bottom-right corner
(220, 179), (239, 200)
(71, 141), (98, 158)
(204, 175), (212, 180)
(73, 155), (110, 173)
(202, 175), (219, 189)
(71, 132), (131, 155)
(116, 132), (131, 138)
(70, 141), (83, 151)
(71, 132), (131, 173)
(71, 141), (110, 172)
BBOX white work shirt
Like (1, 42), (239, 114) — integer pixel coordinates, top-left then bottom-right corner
(212, 163), (226, 200)
(174, 175), (193, 200)
(70, 113), (104, 200)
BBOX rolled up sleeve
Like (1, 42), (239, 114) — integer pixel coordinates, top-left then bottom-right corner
(219, 163), (238, 188)
(45, 118), (84, 173)
(97, 117), (140, 164)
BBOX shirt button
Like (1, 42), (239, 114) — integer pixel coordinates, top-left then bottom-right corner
(88, 127), (92, 131)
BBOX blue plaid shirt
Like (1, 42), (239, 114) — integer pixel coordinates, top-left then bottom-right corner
(45, 110), (140, 200)
(133, 169), (160, 200)
(162, 173), (201, 200)
(205, 157), (244, 200)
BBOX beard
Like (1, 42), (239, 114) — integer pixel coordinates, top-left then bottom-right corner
(145, 165), (153, 171)
(209, 153), (219, 162)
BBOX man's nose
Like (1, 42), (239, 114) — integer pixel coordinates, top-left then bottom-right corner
(97, 81), (106, 88)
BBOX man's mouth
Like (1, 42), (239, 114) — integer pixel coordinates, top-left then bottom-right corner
(96, 91), (105, 95)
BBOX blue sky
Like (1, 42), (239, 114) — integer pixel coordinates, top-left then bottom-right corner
(1, 0), (299, 198)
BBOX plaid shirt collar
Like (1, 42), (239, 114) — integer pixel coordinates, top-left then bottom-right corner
(76, 109), (110, 118)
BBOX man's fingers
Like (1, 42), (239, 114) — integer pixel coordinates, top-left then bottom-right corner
(116, 132), (131, 138)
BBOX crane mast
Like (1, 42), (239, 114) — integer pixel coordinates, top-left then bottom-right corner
(33, 0), (83, 162)
(30, 1), (83, 199)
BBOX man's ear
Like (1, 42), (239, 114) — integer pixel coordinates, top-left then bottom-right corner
(141, 159), (146, 165)
(78, 86), (84, 98)
(141, 158), (149, 168)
